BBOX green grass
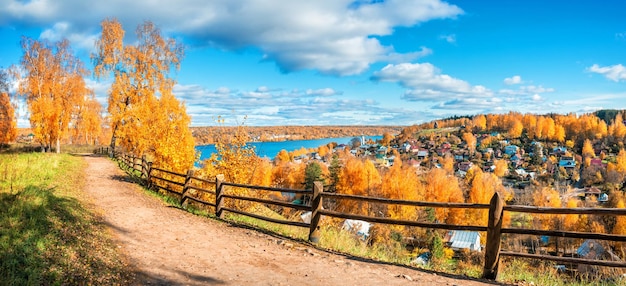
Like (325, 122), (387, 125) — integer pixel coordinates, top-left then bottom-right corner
(0, 153), (134, 285)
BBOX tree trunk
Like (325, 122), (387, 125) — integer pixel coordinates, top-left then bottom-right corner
(56, 138), (60, 154)
(110, 123), (119, 155)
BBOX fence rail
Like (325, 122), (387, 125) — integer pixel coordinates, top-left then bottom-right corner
(101, 149), (626, 281)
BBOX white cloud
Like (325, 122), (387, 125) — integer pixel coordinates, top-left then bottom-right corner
(498, 85), (554, 96)
(371, 62), (492, 101)
(439, 34), (456, 44)
(531, 94), (542, 101)
(432, 97), (503, 110)
(1, 0), (463, 76)
(588, 64), (626, 82)
(39, 21), (98, 51)
(521, 85), (554, 93)
(503, 75), (522, 85)
(305, 88), (341, 97)
(168, 83), (423, 125)
(256, 86), (270, 93)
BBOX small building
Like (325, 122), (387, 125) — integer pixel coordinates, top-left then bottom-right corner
(445, 230), (481, 252)
(577, 240), (622, 275)
(457, 161), (473, 172)
(552, 146), (567, 155)
(559, 156), (576, 168)
(504, 145), (519, 156)
(416, 148), (429, 159)
(590, 158), (606, 168)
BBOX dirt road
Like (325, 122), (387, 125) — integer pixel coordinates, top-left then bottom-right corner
(83, 156), (504, 285)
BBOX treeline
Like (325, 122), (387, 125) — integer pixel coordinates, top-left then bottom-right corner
(399, 110), (626, 151)
(191, 125), (402, 145)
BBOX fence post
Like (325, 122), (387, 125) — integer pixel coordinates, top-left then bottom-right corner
(146, 162), (153, 190)
(215, 174), (225, 219)
(141, 155), (147, 179)
(482, 192), (504, 280)
(308, 181), (323, 243)
(180, 170), (195, 206)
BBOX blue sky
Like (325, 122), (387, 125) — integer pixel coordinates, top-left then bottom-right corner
(1, 0), (625, 127)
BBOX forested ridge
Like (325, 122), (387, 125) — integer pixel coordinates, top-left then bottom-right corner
(191, 125), (402, 145)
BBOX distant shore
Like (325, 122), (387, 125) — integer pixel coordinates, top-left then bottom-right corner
(191, 125), (402, 145)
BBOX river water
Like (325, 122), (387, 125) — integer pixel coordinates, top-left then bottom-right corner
(196, 135), (382, 161)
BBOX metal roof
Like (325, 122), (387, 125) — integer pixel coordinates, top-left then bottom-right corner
(447, 230), (481, 251)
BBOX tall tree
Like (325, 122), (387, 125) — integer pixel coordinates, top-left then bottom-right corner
(93, 18), (193, 170)
(582, 139), (595, 158)
(15, 38), (91, 152)
(304, 161), (324, 190)
(424, 168), (464, 224)
(380, 132), (393, 147)
(0, 68), (17, 144)
(462, 132), (476, 154)
(327, 154), (341, 192)
(380, 159), (422, 222)
(336, 157), (381, 215)
(70, 93), (103, 145)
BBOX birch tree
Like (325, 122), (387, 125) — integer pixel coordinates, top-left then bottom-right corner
(0, 68), (17, 144)
(93, 18), (194, 170)
(15, 38), (91, 152)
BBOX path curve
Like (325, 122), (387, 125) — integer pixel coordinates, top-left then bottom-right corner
(83, 156), (503, 285)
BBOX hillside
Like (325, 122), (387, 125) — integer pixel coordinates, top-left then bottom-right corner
(191, 125), (403, 145)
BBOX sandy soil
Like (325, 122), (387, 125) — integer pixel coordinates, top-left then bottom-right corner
(82, 155), (506, 286)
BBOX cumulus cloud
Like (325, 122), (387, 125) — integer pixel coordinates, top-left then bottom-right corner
(503, 75), (522, 85)
(588, 64), (626, 82)
(1, 0), (463, 76)
(371, 62), (492, 101)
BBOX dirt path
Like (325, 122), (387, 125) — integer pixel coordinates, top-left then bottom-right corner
(83, 156), (504, 285)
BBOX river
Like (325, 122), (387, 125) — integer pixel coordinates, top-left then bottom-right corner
(196, 135), (382, 161)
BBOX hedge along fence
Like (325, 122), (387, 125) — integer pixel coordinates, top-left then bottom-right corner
(102, 150), (626, 281)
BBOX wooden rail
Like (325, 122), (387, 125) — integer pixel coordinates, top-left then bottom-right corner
(109, 151), (626, 281)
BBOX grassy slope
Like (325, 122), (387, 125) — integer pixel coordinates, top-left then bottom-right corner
(0, 153), (134, 285)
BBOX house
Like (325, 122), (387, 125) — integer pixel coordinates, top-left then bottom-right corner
(401, 142), (412, 153)
(515, 168), (535, 180)
(504, 145), (519, 156)
(576, 240), (622, 275)
(377, 146), (388, 155)
(510, 154), (522, 163)
(590, 158), (606, 168)
(552, 146), (567, 155)
(436, 147), (451, 156)
(457, 161), (473, 172)
(445, 230), (481, 252)
(416, 148), (429, 159)
(559, 156), (576, 168)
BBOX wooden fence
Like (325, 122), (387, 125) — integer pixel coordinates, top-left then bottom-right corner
(100, 150), (626, 281)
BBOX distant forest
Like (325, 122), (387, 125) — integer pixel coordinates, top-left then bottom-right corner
(191, 125), (403, 145)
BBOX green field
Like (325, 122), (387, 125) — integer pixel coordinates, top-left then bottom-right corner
(0, 153), (133, 285)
